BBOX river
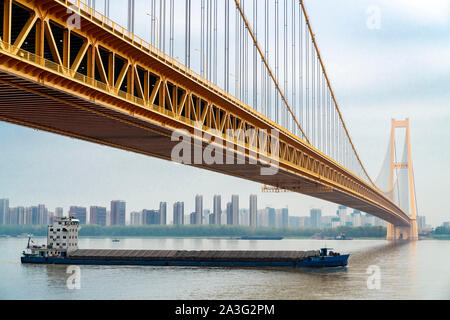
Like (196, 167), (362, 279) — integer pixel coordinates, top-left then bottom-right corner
(0, 237), (448, 299)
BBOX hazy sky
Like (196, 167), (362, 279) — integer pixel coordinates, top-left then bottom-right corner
(0, 0), (449, 226)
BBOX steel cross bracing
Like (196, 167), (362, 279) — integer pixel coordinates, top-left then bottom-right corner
(0, 0), (413, 228)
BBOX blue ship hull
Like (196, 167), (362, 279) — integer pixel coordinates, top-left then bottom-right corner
(21, 254), (349, 268)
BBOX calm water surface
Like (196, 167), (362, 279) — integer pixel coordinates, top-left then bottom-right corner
(0, 237), (449, 300)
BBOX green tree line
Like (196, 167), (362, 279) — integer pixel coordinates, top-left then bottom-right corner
(0, 224), (387, 238)
(434, 226), (450, 235)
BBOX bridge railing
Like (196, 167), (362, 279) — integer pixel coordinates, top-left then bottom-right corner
(60, 0), (290, 136)
(1, 40), (278, 158)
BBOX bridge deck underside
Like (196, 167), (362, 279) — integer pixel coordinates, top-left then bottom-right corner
(0, 70), (408, 226)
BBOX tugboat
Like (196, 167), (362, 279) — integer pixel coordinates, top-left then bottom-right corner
(297, 248), (349, 268)
(335, 233), (352, 240)
(21, 217), (80, 263)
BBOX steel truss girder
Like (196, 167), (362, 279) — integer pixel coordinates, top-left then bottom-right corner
(0, 0), (412, 227)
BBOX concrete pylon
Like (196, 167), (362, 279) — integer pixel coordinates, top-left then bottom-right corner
(386, 118), (418, 241)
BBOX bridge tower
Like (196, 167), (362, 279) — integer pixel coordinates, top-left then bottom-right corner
(386, 119), (418, 240)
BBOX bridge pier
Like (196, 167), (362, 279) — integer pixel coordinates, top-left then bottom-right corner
(386, 220), (418, 241)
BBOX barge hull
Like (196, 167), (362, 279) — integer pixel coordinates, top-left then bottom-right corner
(21, 249), (349, 268)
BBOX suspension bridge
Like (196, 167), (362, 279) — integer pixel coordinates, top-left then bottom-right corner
(0, 0), (418, 240)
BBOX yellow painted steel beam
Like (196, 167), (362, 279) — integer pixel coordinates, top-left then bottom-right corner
(0, 0), (413, 228)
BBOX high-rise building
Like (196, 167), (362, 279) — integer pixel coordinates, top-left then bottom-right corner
(249, 195), (257, 227)
(55, 207), (64, 218)
(257, 209), (268, 227)
(159, 202), (167, 225)
(310, 209), (322, 228)
(351, 210), (362, 227)
(417, 216), (426, 230)
(202, 209), (211, 225)
(38, 204), (48, 225)
(337, 206), (347, 226)
(300, 216), (311, 228)
(213, 195), (221, 225)
(275, 209), (283, 228)
(220, 212), (227, 225)
(90, 206), (107, 226)
(189, 212), (196, 225)
(226, 202), (233, 225)
(69, 206), (87, 225)
(331, 217), (340, 228)
(231, 195), (239, 225)
(0, 199), (9, 225)
(320, 216), (334, 228)
(209, 213), (215, 225)
(195, 195), (203, 225)
(25, 207), (32, 225)
(31, 206), (40, 225)
(7, 207), (20, 225)
(281, 208), (289, 228)
(289, 216), (301, 229)
(142, 209), (160, 225)
(110, 200), (126, 225)
(239, 209), (249, 226)
(130, 211), (142, 225)
(267, 207), (276, 228)
(173, 202), (184, 225)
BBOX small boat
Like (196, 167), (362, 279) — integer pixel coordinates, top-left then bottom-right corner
(112, 239), (120, 243)
(297, 248), (349, 268)
(335, 233), (352, 240)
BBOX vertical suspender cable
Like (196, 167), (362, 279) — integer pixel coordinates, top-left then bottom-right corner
(265, 0), (270, 118)
(104, 0), (109, 17)
(299, 3), (303, 135)
(151, 0), (155, 46)
(159, 0), (163, 51)
(225, 0), (229, 91)
(253, 0), (258, 112)
(185, 0), (191, 68)
(275, 0), (279, 124)
(127, 0), (135, 33)
(162, 0), (166, 53)
(170, 0), (174, 57)
(283, 0), (288, 130)
(311, 36), (314, 144)
(235, 4), (239, 98)
(206, 0), (210, 81)
(214, 0), (218, 84)
(201, 0), (205, 77)
(292, 0), (296, 136)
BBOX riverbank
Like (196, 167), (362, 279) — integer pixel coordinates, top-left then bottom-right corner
(0, 225), (387, 239)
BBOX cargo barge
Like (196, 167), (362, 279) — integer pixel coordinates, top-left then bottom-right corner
(20, 218), (349, 268)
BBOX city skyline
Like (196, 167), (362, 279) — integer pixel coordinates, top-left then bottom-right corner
(1, 195), (432, 230)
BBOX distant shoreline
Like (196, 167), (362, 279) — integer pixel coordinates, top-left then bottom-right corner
(1, 225), (448, 240)
(0, 225), (388, 239)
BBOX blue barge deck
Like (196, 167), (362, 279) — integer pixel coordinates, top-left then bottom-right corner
(21, 249), (349, 268)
